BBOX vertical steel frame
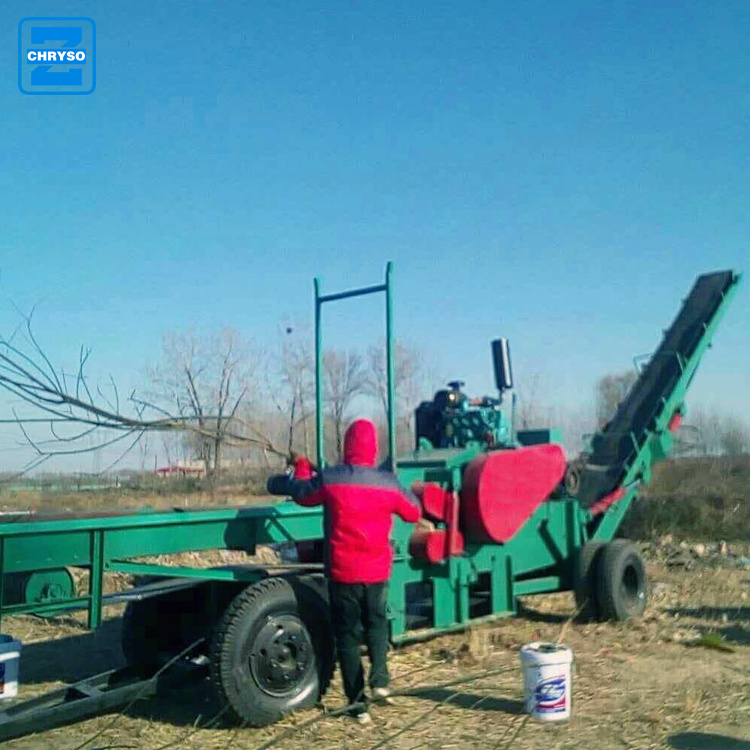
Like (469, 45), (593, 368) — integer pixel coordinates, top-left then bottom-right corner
(313, 262), (396, 469)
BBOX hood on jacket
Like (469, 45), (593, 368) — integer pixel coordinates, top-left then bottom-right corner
(343, 419), (378, 466)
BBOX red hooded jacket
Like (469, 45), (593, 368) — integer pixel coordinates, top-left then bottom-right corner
(272, 419), (421, 584)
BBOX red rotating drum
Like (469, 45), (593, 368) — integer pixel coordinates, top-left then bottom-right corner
(460, 444), (567, 544)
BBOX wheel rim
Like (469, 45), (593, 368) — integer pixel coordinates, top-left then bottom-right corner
(620, 562), (643, 611)
(249, 614), (315, 697)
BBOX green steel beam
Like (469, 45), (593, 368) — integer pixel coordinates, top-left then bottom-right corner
(314, 276), (324, 468)
(385, 262), (396, 468)
(0, 504), (320, 537)
(89, 531), (104, 628)
(313, 262), (396, 469)
(514, 576), (562, 596)
(591, 483), (641, 543)
(0, 503), (324, 626)
(391, 610), (514, 645)
(0, 505), (322, 575)
(107, 562), (270, 582)
(0, 537), (4, 618)
(0, 596), (92, 618)
(318, 283), (387, 303)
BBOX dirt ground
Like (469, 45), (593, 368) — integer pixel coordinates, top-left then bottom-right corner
(2, 547), (750, 750)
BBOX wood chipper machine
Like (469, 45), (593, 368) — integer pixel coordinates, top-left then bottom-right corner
(0, 263), (741, 740)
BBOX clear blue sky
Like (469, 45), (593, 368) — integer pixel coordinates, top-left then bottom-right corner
(1, 1), (748, 472)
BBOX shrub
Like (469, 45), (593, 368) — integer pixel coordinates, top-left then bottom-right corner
(619, 456), (750, 540)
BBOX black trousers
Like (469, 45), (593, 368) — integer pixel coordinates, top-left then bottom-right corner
(328, 581), (390, 710)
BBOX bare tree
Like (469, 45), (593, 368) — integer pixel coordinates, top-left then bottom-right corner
(516, 371), (544, 430)
(266, 322), (315, 459)
(366, 339), (430, 453)
(145, 327), (260, 478)
(159, 431), (180, 467)
(366, 340), (418, 415)
(720, 416), (749, 457)
(324, 349), (368, 462)
(138, 431), (150, 474)
(595, 370), (638, 426)
(680, 406), (750, 457)
(675, 406), (718, 456)
(0, 306), (288, 480)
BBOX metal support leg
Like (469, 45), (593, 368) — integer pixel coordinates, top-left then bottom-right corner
(88, 531), (104, 629)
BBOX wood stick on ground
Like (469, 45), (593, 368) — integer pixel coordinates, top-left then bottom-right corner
(252, 666), (512, 750)
(368, 691), (462, 750)
(70, 638), (205, 750)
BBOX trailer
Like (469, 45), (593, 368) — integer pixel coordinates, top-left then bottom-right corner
(0, 263), (742, 739)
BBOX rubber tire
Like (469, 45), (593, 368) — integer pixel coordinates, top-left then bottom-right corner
(597, 539), (648, 621)
(574, 540), (605, 622)
(121, 585), (210, 670)
(209, 577), (335, 727)
(121, 597), (171, 670)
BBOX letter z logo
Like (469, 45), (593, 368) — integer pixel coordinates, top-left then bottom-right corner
(19, 17), (95, 95)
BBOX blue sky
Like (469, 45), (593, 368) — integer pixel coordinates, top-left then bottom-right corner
(0, 1), (748, 472)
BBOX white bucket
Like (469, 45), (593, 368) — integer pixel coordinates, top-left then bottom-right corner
(519, 641), (573, 721)
(0, 634), (21, 700)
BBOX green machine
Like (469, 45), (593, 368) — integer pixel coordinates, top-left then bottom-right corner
(0, 263), (741, 739)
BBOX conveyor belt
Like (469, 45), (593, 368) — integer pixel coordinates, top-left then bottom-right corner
(577, 270), (736, 508)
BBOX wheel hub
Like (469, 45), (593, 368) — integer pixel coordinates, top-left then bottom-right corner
(250, 615), (314, 697)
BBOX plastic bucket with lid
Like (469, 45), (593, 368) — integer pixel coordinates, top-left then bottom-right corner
(0, 634), (21, 700)
(519, 641), (573, 721)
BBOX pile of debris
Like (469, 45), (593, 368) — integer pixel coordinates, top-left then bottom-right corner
(640, 534), (750, 570)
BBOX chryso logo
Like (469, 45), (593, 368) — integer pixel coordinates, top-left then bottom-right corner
(535, 675), (566, 712)
(18, 17), (95, 95)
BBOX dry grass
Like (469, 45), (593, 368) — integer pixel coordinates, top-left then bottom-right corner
(2, 475), (750, 749)
(0, 470), (278, 515)
(2, 549), (750, 750)
(0, 487), (281, 515)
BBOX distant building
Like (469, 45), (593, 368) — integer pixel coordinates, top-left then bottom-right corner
(155, 460), (206, 478)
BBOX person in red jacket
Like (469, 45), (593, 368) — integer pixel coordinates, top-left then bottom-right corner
(267, 418), (421, 723)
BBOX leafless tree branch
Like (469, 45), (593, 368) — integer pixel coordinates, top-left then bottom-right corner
(0, 320), (287, 479)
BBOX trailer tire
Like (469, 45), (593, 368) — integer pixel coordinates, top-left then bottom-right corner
(121, 596), (172, 670)
(574, 540), (605, 622)
(209, 577), (335, 727)
(597, 540), (648, 621)
(121, 585), (210, 671)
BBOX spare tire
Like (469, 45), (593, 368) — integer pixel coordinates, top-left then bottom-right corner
(597, 539), (648, 621)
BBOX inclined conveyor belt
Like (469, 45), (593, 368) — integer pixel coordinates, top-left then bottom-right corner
(577, 270), (736, 508)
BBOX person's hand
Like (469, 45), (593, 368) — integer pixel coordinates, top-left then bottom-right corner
(292, 454), (313, 480)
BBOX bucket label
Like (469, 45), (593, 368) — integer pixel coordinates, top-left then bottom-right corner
(535, 675), (566, 713)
